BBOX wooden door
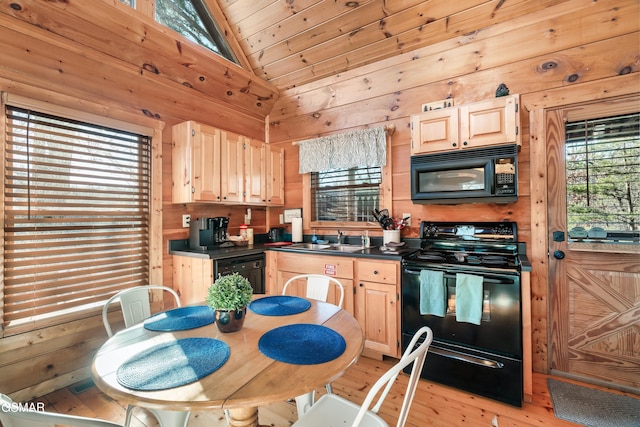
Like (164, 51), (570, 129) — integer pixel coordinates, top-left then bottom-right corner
(547, 109), (640, 391)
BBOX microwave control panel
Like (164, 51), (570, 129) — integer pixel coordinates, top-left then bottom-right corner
(495, 159), (516, 194)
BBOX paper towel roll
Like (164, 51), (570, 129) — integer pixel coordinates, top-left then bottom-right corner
(291, 217), (303, 243)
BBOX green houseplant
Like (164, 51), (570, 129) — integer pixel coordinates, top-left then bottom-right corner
(206, 272), (253, 333)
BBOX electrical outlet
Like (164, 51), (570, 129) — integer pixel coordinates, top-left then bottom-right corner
(402, 213), (411, 226)
(182, 214), (191, 228)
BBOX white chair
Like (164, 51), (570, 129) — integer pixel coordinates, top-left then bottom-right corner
(282, 274), (345, 310)
(0, 393), (124, 427)
(101, 286), (188, 427)
(292, 326), (433, 427)
(101, 285), (181, 337)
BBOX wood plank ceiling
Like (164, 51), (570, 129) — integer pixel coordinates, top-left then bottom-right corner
(214, 0), (571, 91)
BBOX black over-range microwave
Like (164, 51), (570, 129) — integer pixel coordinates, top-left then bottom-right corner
(410, 144), (518, 204)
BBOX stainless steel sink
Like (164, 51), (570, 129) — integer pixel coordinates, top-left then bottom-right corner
(326, 244), (364, 252)
(288, 243), (332, 250)
(287, 242), (363, 252)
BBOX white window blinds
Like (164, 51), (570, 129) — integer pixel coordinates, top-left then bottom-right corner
(3, 106), (151, 334)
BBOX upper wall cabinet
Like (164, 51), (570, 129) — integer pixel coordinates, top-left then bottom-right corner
(411, 95), (520, 155)
(265, 144), (285, 206)
(172, 121), (284, 206)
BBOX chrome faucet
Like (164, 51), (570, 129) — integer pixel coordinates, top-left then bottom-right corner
(337, 229), (343, 245)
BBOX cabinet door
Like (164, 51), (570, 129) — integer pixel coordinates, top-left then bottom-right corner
(220, 130), (245, 203)
(172, 256), (213, 306)
(266, 144), (284, 206)
(171, 121), (221, 203)
(459, 94), (519, 148)
(356, 280), (398, 356)
(244, 139), (266, 204)
(194, 124), (221, 202)
(410, 108), (459, 154)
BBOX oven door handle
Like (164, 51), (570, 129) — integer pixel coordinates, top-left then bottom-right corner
(429, 344), (504, 369)
(404, 269), (513, 284)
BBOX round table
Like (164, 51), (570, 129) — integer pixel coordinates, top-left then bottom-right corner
(92, 298), (364, 427)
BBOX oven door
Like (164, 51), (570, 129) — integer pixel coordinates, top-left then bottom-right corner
(401, 263), (521, 358)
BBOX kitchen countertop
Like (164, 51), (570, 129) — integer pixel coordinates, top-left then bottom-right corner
(168, 238), (420, 261)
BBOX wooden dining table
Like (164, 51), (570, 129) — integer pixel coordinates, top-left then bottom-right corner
(91, 297), (364, 427)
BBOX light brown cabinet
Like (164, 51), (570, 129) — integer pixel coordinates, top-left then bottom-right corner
(269, 251), (355, 313)
(265, 144), (284, 206)
(172, 256), (213, 305)
(172, 120), (284, 206)
(411, 94), (520, 155)
(268, 251), (400, 357)
(355, 259), (399, 357)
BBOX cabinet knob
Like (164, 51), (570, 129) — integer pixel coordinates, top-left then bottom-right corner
(359, 283), (363, 287)
(373, 270), (378, 275)
(452, 142), (457, 147)
(463, 141), (468, 146)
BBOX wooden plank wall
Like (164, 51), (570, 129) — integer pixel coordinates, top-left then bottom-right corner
(267, 0), (640, 375)
(0, 0), (637, 401)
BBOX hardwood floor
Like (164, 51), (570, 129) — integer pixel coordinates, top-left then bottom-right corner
(31, 356), (634, 427)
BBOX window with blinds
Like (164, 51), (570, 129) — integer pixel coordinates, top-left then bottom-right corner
(3, 106), (151, 334)
(565, 112), (639, 238)
(311, 166), (382, 223)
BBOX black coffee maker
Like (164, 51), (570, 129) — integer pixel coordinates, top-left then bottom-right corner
(189, 217), (229, 250)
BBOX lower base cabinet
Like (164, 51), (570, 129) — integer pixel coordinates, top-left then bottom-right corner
(172, 256), (213, 305)
(268, 251), (400, 358)
(355, 259), (399, 357)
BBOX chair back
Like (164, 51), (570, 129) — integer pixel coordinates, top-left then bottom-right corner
(282, 274), (345, 308)
(354, 326), (433, 427)
(0, 393), (124, 427)
(102, 285), (181, 337)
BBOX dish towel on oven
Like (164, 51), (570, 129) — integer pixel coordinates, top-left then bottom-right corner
(455, 273), (483, 325)
(419, 270), (445, 317)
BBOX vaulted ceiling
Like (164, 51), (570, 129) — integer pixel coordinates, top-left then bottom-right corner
(213, 0), (569, 91)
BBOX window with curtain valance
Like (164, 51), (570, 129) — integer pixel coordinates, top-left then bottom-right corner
(297, 127), (390, 226)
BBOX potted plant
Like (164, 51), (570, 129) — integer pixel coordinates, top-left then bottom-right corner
(206, 272), (253, 333)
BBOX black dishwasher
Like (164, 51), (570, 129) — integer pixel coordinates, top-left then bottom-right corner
(215, 253), (265, 294)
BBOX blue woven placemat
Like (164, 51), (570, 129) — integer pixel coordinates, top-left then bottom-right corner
(116, 337), (229, 391)
(258, 324), (346, 365)
(248, 295), (311, 316)
(144, 306), (215, 331)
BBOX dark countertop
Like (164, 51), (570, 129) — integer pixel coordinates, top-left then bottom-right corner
(168, 238), (420, 262)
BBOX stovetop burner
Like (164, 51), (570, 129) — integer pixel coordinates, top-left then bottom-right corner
(404, 221), (522, 271)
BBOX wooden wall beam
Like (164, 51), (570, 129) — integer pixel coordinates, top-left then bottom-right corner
(269, 33), (639, 141)
(269, 0), (638, 128)
(0, 0), (279, 119)
(0, 16), (266, 138)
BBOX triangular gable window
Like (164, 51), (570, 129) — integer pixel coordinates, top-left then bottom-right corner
(119, 0), (238, 64)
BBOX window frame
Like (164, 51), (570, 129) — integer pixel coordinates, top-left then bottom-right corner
(564, 112), (639, 238)
(302, 138), (392, 232)
(0, 93), (163, 336)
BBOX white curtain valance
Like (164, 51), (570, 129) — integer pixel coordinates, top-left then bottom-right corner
(297, 127), (387, 173)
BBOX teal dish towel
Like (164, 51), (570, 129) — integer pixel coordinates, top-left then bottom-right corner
(455, 273), (483, 325)
(419, 270), (445, 317)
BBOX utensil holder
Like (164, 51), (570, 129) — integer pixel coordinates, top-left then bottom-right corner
(383, 230), (401, 245)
